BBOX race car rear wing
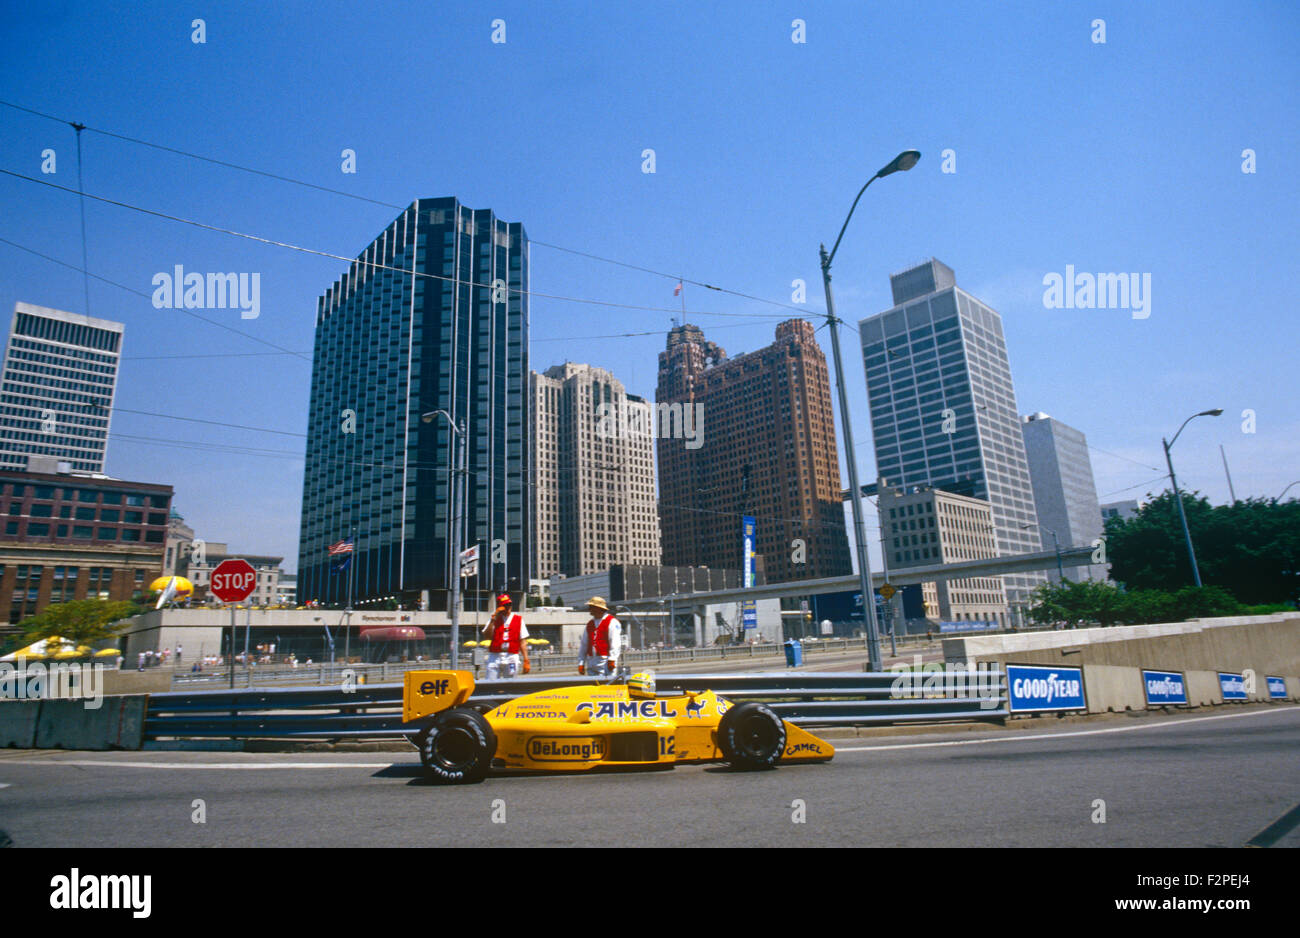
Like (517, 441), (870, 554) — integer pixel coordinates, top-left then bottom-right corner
(403, 670), (476, 724)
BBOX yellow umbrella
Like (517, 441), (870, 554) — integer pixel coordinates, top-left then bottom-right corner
(526, 638), (550, 645)
(94, 648), (121, 658)
(462, 640), (481, 647)
(53, 644), (95, 659)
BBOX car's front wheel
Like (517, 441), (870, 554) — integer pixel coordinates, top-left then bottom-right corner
(717, 702), (786, 770)
(420, 707), (497, 784)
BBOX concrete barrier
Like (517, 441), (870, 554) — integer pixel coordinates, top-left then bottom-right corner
(1082, 665), (1145, 714)
(33, 695), (148, 750)
(0, 700), (40, 748)
(1185, 670), (1222, 707)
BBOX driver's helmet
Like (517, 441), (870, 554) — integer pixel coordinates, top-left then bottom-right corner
(627, 670), (656, 698)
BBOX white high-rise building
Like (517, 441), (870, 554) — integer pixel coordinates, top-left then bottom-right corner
(1021, 412), (1107, 583)
(531, 363), (660, 578)
(0, 303), (123, 474)
(858, 259), (1046, 607)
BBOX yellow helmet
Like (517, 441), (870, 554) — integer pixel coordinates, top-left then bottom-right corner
(628, 671), (656, 699)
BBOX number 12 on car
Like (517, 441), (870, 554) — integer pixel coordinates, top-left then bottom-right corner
(658, 736), (675, 756)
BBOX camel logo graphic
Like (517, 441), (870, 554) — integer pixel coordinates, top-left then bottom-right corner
(685, 697), (707, 718)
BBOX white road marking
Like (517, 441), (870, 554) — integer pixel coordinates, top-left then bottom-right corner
(0, 782), (10, 788)
(834, 706), (1300, 753)
(0, 761), (393, 770)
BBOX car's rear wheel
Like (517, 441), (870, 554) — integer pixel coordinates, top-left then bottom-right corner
(717, 702), (786, 770)
(420, 707), (497, 784)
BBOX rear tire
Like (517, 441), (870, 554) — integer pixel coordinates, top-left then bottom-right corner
(717, 703), (786, 770)
(420, 707), (496, 784)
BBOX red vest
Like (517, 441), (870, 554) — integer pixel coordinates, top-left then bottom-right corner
(585, 614), (614, 657)
(489, 614), (523, 653)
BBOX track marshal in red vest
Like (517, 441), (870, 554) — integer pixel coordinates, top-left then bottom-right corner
(482, 593), (529, 679)
(578, 596), (621, 677)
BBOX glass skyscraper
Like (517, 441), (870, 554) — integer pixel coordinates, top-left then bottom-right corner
(297, 197), (529, 607)
(858, 259), (1044, 607)
(0, 302), (122, 474)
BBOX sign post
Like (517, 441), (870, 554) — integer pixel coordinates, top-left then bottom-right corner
(211, 558), (257, 689)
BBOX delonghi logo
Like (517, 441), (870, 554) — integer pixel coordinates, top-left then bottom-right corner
(49, 869), (151, 918)
(528, 736), (605, 761)
(1006, 665), (1086, 712)
(0, 658), (104, 710)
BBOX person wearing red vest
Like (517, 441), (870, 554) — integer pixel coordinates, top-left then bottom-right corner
(578, 596), (621, 677)
(482, 593), (529, 679)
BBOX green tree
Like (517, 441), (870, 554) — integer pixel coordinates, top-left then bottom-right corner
(1106, 492), (1300, 604)
(17, 599), (142, 654)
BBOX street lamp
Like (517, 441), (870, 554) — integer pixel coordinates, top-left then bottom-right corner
(1021, 522), (1065, 583)
(1162, 408), (1223, 587)
(422, 409), (467, 667)
(1276, 481), (1299, 503)
(819, 149), (921, 672)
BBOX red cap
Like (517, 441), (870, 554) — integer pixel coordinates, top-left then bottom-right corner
(496, 593), (512, 606)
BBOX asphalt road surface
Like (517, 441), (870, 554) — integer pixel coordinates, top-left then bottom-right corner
(1, 705), (1296, 848)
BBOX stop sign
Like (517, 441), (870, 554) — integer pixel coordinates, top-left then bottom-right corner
(210, 558), (257, 603)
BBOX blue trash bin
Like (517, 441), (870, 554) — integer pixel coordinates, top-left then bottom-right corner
(784, 639), (803, 667)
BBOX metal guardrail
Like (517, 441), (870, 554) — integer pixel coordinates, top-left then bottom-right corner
(143, 670), (1007, 740)
(166, 635), (951, 689)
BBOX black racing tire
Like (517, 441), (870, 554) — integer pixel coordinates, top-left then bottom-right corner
(420, 707), (497, 784)
(716, 702), (786, 771)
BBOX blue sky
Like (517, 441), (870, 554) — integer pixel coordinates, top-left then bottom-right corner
(1, 0), (1297, 574)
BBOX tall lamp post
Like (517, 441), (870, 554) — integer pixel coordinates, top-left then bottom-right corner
(1162, 408), (1223, 587)
(820, 148), (921, 672)
(1275, 481), (1299, 503)
(1021, 522), (1065, 584)
(422, 409), (467, 667)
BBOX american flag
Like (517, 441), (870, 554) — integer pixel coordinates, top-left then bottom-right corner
(328, 537), (354, 556)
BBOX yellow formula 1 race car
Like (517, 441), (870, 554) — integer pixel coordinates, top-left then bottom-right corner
(402, 669), (834, 783)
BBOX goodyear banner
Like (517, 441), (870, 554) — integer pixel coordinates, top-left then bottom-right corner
(1218, 673), (1248, 700)
(741, 516), (757, 630)
(1142, 670), (1188, 706)
(1266, 676), (1287, 699)
(939, 620), (998, 633)
(1006, 664), (1086, 713)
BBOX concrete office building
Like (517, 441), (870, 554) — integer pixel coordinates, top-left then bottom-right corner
(1101, 500), (1143, 524)
(878, 484), (1007, 626)
(297, 197), (529, 609)
(656, 320), (851, 583)
(0, 461), (171, 631)
(858, 259), (1045, 608)
(0, 303), (123, 474)
(1021, 412), (1107, 583)
(531, 363), (660, 578)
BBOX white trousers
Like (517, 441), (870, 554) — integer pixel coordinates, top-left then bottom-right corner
(583, 656), (612, 677)
(486, 652), (521, 679)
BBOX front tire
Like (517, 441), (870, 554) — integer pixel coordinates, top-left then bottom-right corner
(420, 707), (497, 784)
(717, 703), (786, 770)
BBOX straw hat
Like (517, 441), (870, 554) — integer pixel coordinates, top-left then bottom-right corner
(586, 596), (610, 612)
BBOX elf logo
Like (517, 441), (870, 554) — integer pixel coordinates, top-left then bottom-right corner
(419, 679), (450, 696)
(49, 869), (151, 918)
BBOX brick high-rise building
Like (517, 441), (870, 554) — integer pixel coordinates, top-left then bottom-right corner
(531, 362), (660, 578)
(655, 320), (850, 582)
